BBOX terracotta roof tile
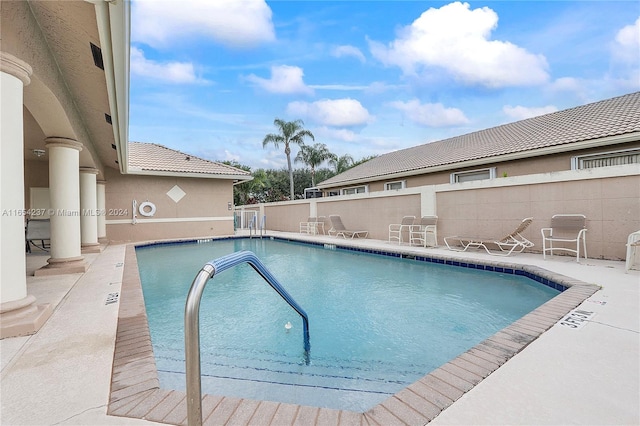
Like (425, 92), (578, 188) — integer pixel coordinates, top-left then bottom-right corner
(128, 142), (251, 178)
(319, 91), (640, 187)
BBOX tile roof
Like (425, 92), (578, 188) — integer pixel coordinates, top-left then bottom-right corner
(128, 142), (251, 179)
(319, 91), (640, 187)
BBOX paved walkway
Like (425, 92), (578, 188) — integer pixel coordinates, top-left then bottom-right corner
(1, 234), (638, 425)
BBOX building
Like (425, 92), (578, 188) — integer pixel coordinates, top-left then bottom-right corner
(0, 1), (249, 338)
(317, 92), (640, 195)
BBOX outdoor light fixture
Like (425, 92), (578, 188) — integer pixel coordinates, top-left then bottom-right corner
(228, 202), (232, 210)
(32, 149), (46, 157)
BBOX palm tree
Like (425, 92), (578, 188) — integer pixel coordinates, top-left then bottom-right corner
(329, 153), (354, 174)
(294, 143), (334, 187)
(262, 118), (314, 199)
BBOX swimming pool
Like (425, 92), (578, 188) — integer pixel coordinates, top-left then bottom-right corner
(136, 237), (559, 411)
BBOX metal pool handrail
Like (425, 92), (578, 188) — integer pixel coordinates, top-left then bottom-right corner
(184, 250), (310, 426)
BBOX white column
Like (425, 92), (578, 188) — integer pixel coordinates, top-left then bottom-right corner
(0, 52), (52, 338)
(97, 180), (106, 240)
(0, 52), (31, 305)
(41, 137), (87, 273)
(79, 168), (100, 251)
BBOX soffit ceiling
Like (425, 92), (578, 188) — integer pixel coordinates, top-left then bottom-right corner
(22, 1), (119, 176)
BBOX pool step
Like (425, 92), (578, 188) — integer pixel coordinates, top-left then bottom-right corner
(153, 345), (431, 410)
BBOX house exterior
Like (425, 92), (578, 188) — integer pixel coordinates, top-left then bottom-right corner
(0, 1), (249, 338)
(317, 92), (640, 195)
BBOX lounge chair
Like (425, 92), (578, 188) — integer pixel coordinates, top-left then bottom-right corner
(388, 216), (415, 244)
(444, 217), (534, 256)
(328, 215), (368, 239)
(409, 216), (438, 247)
(541, 214), (587, 262)
(25, 218), (50, 253)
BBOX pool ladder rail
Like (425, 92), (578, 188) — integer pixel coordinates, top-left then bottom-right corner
(184, 250), (310, 426)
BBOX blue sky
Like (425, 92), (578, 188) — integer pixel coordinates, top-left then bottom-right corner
(129, 1), (639, 171)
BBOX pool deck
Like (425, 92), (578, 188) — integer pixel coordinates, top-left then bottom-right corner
(1, 231), (638, 425)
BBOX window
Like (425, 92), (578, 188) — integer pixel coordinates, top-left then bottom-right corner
(571, 148), (640, 170)
(341, 185), (368, 195)
(450, 167), (496, 184)
(385, 180), (406, 190)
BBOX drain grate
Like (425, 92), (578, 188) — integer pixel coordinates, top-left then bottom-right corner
(106, 292), (120, 305)
(115, 262), (123, 267)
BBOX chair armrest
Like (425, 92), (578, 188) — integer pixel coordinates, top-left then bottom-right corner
(540, 227), (552, 238)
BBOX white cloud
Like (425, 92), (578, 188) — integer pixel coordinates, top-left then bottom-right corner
(608, 17), (640, 91)
(245, 65), (314, 95)
(612, 17), (640, 63)
(132, 0), (275, 49)
(369, 1), (549, 88)
(389, 99), (469, 127)
(130, 47), (207, 84)
(287, 98), (373, 127)
(503, 105), (558, 120)
(313, 126), (359, 142)
(332, 45), (366, 63)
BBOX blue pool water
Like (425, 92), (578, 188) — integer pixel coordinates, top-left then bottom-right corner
(136, 238), (559, 411)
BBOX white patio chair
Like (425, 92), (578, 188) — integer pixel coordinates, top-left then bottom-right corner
(409, 216), (438, 247)
(388, 216), (415, 244)
(541, 214), (587, 262)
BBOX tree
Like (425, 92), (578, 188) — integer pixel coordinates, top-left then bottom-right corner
(294, 143), (334, 187)
(262, 118), (314, 200)
(329, 153), (355, 174)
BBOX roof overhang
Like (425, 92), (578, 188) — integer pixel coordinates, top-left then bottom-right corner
(87, 0), (130, 174)
(317, 132), (640, 189)
(127, 169), (253, 182)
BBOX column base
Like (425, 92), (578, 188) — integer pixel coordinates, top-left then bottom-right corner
(81, 243), (103, 254)
(34, 256), (88, 276)
(0, 295), (53, 339)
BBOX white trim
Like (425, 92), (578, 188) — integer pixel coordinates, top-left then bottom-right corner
(384, 180), (406, 190)
(450, 167), (496, 184)
(106, 216), (233, 225)
(571, 147), (640, 170)
(341, 185), (368, 195)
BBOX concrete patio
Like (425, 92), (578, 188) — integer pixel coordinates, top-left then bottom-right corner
(1, 232), (638, 425)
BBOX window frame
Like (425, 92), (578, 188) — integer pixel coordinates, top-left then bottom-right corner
(384, 180), (407, 191)
(450, 167), (496, 184)
(571, 148), (640, 170)
(341, 185), (368, 195)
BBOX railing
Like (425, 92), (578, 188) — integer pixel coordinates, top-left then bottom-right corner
(184, 250), (310, 426)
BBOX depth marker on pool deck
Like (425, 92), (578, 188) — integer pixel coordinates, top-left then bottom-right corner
(559, 309), (595, 329)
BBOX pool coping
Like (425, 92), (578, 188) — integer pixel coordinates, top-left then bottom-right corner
(107, 236), (600, 425)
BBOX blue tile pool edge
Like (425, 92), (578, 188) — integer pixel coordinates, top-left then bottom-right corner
(109, 236), (600, 424)
(135, 235), (572, 293)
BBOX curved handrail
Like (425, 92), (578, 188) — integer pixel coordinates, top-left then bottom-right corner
(184, 250), (310, 426)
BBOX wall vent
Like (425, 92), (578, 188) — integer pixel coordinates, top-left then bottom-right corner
(90, 42), (104, 70)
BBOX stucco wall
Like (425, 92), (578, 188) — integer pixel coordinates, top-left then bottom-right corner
(251, 165), (639, 260)
(436, 174), (639, 260)
(104, 169), (235, 242)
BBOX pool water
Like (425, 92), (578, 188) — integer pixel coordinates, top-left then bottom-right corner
(136, 238), (559, 411)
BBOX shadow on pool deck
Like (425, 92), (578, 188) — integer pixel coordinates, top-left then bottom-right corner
(1, 232), (638, 425)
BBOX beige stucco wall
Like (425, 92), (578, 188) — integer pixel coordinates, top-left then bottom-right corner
(264, 202), (310, 233)
(104, 169), (235, 242)
(261, 194), (422, 241)
(436, 174), (639, 260)
(252, 165), (639, 260)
